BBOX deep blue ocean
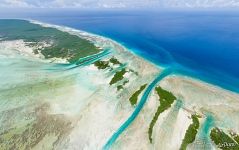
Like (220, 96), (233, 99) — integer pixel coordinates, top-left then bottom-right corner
(1, 9), (239, 92)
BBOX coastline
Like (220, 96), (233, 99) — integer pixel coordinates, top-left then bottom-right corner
(30, 19), (238, 96)
(1, 19), (239, 149)
(29, 19), (162, 71)
(30, 20), (239, 147)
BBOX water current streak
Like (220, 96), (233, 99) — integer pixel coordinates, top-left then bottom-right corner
(103, 68), (173, 150)
(45, 49), (111, 71)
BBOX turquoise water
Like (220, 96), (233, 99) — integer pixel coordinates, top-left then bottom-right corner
(199, 115), (215, 139)
(14, 10), (239, 93)
(45, 49), (111, 71)
(196, 114), (215, 149)
(103, 68), (173, 150)
(1, 10), (239, 148)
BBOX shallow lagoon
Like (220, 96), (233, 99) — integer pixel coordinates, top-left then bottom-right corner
(0, 19), (239, 149)
(13, 10), (239, 92)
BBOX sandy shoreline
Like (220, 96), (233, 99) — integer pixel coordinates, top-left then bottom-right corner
(1, 19), (239, 149)
(29, 19), (239, 96)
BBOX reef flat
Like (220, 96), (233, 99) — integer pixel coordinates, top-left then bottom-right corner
(0, 19), (239, 150)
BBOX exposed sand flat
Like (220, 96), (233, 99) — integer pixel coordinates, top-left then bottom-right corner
(0, 20), (239, 150)
(1, 40), (40, 58)
(29, 21), (239, 150)
(110, 91), (159, 150)
(0, 39), (68, 63)
(0, 38), (158, 150)
(160, 75), (239, 132)
(0, 40), (36, 58)
(168, 109), (192, 149)
(62, 90), (132, 149)
(0, 58), (134, 149)
(152, 101), (192, 150)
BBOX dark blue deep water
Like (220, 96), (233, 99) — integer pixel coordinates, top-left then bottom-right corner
(1, 9), (239, 92)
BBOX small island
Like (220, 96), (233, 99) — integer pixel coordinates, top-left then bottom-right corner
(0, 19), (239, 150)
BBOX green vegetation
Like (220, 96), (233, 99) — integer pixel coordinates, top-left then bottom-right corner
(129, 69), (138, 76)
(129, 84), (147, 106)
(117, 85), (123, 91)
(109, 68), (127, 85)
(210, 128), (239, 150)
(235, 136), (239, 144)
(0, 19), (101, 63)
(94, 57), (123, 70)
(94, 60), (110, 70)
(109, 57), (121, 65)
(117, 80), (129, 91)
(180, 115), (200, 150)
(148, 86), (176, 143)
(229, 132), (239, 144)
(93, 57), (136, 90)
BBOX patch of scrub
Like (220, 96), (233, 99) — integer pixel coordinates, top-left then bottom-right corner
(210, 128), (239, 150)
(129, 84), (147, 106)
(94, 57), (121, 70)
(110, 67), (138, 90)
(109, 57), (121, 65)
(117, 80), (129, 91)
(180, 115), (200, 150)
(109, 68), (127, 85)
(94, 60), (110, 70)
(148, 86), (176, 143)
(93, 56), (138, 91)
